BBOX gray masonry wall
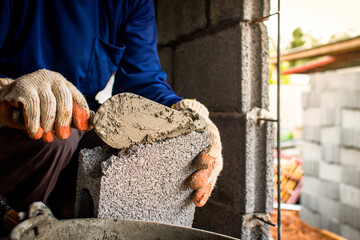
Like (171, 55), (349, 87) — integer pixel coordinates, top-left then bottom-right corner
(156, 1), (274, 239)
(301, 67), (360, 240)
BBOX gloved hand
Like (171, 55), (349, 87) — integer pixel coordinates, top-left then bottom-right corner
(0, 69), (92, 142)
(174, 99), (223, 207)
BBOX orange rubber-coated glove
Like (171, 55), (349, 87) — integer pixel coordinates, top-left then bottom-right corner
(0, 69), (92, 142)
(174, 99), (223, 207)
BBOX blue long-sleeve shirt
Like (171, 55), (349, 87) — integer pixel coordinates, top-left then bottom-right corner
(0, 0), (182, 110)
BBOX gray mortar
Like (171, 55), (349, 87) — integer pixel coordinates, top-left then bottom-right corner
(75, 130), (210, 227)
(93, 93), (206, 149)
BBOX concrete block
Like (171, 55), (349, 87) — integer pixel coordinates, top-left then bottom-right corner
(302, 159), (319, 177)
(340, 128), (360, 148)
(75, 131), (210, 227)
(193, 200), (270, 239)
(318, 196), (340, 220)
(204, 115), (274, 214)
(342, 91), (360, 109)
(209, 0), (270, 24)
(342, 109), (360, 129)
(302, 142), (321, 160)
(320, 91), (343, 108)
(342, 166), (360, 188)
(156, 0), (207, 44)
(340, 184), (360, 208)
(320, 127), (341, 145)
(320, 179), (340, 201)
(302, 125), (321, 142)
(319, 161), (342, 182)
(303, 107), (322, 126)
(174, 23), (270, 113)
(342, 224), (360, 240)
(322, 144), (340, 164)
(300, 191), (319, 213)
(319, 214), (341, 236)
(158, 47), (174, 87)
(340, 147), (360, 168)
(303, 108), (340, 127)
(302, 176), (320, 195)
(302, 92), (320, 108)
(310, 69), (360, 92)
(340, 204), (360, 231)
(300, 206), (320, 229)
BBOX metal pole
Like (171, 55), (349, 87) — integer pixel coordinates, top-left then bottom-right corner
(276, 0), (282, 239)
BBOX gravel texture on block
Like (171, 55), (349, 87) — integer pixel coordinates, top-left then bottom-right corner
(75, 131), (210, 227)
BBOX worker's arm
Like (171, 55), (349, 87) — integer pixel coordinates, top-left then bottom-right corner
(112, 0), (183, 107)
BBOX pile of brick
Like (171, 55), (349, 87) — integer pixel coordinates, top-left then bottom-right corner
(274, 150), (303, 203)
(301, 68), (360, 240)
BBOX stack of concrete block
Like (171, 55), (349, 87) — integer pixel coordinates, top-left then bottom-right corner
(301, 67), (360, 240)
(156, 0), (274, 239)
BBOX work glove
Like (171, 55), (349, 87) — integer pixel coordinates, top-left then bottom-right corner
(174, 99), (223, 207)
(0, 69), (92, 142)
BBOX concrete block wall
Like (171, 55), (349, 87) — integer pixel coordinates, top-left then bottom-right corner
(301, 67), (360, 240)
(156, 0), (274, 239)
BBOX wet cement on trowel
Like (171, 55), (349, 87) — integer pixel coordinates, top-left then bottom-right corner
(92, 92), (206, 149)
(75, 93), (210, 227)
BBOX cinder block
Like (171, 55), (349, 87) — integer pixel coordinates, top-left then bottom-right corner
(75, 131), (210, 227)
(301, 191), (319, 213)
(342, 224), (360, 240)
(320, 91), (343, 108)
(303, 108), (322, 126)
(302, 92), (320, 108)
(301, 206), (320, 229)
(310, 70), (360, 92)
(319, 161), (342, 182)
(302, 159), (319, 177)
(158, 47), (174, 87)
(340, 184), (360, 208)
(342, 166), (360, 188)
(319, 214), (341, 235)
(209, 0), (270, 24)
(342, 91), (360, 109)
(302, 142), (321, 160)
(340, 147), (360, 168)
(193, 200), (270, 239)
(320, 179), (340, 201)
(318, 196), (340, 220)
(322, 144), (340, 164)
(320, 127), (341, 145)
(302, 176), (320, 194)
(205, 115), (274, 214)
(174, 23), (270, 113)
(342, 109), (360, 129)
(157, 0), (207, 44)
(340, 204), (360, 231)
(302, 125), (321, 142)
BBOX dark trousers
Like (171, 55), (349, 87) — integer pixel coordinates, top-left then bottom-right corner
(0, 127), (104, 219)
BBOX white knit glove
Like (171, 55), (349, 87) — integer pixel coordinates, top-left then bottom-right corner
(174, 99), (223, 207)
(0, 69), (92, 142)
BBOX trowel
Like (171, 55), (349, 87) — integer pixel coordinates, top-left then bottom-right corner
(91, 92), (206, 149)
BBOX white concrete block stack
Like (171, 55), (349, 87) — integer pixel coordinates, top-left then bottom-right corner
(301, 67), (360, 240)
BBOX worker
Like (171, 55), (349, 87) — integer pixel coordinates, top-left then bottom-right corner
(0, 0), (223, 230)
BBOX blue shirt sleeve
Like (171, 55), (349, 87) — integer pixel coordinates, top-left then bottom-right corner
(112, 0), (183, 107)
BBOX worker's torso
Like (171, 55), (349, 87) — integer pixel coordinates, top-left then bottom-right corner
(0, 0), (147, 107)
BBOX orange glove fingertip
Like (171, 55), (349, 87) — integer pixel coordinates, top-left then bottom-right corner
(55, 123), (71, 140)
(193, 183), (212, 207)
(73, 101), (91, 131)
